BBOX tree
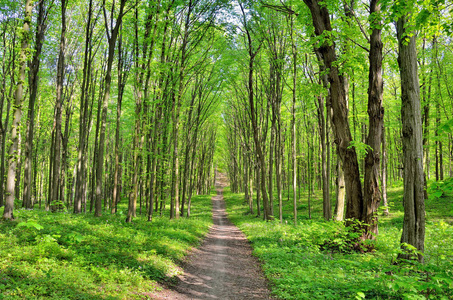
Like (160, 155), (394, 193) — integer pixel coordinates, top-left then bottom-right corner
(362, 0), (384, 240)
(74, 0), (98, 214)
(3, 0), (33, 220)
(239, 1), (273, 221)
(50, 0), (68, 208)
(23, 0), (51, 209)
(96, 0), (128, 217)
(396, 9), (425, 262)
(302, 0), (364, 223)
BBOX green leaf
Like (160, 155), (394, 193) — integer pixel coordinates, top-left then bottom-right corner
(17, 221), (44, 231)
(356, 291), (366, 299)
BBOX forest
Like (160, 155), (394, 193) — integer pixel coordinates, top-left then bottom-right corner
(0, 0), (452, 299)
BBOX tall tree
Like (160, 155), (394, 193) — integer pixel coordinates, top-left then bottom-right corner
(3, 0), (33, 220)
(50, 0), (68, 207)
(239, 1), (272, 220)
(95, 0), (128, 217)
(302, 0), (364, 223)
(290, 11), (297, 225)
(74, 0), (98, 213)
(362, 0), (384, 240)
(396, 10), (425, 262)
(23, 0), (50, 209)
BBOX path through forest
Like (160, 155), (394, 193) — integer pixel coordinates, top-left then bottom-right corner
(151, 173), (274, 299)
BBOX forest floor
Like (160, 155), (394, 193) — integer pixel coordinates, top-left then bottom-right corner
(149, 174), (274, 300)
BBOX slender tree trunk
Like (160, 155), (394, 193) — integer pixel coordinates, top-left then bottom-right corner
(0, 97), (12, 208)
(290, 24), (297, 223)
(3, 0), (32, 220)
(335, 156), (345, 221)
(170, 1), (195, 219)
(96, 0), (126, 217)
(75, 0), (95, 213)
(112, 27), (131, 214)
(51, 0), (67, 206)
(268, 116), (274, 215)
(239, 2), (272, 220)
(23, 0), (48, 209)
(381, 124), (389, 216)
(317, 94), (330, 220)
(255, 164), (261, 217)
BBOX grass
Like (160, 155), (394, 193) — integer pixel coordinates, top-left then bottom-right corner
(224, 180), (453, 300)
(0, 193), (214, 300)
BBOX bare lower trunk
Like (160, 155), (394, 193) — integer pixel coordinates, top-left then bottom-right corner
(381, 125), (389, 216)
(335, 155), (345, 221)
(3, 0), (32, 220)
(397, 15), (425, 263)
(96, 0), (126, 217)
(51, 0), (67, 205)
(23, 0), (47, 209)
(362, 0), (384, 240)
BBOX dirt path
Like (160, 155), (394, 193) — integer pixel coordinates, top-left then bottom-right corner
(151, 175), (273, 299)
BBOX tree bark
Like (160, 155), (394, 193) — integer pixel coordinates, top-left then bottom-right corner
(96, 0), (127, 217)
(51, 0), (68, 206)
(75, 0), (96, 213)
(303, 0), (363, 223)
(23, 0), (48, 209)
(3, 0), (32, 220)
(335, 156), (345, 221)
(396, 14), (425, 263)
(290, 20), (297, 223)
(362, 0), (384, 240)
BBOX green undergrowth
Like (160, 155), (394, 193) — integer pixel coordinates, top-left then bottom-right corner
(0, 193), (213, 300)
(224, 185), (453, 300)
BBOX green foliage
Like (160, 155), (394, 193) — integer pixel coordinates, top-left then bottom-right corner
(0, 193), (213, 299)
(223, 186), (453, 300)
(348, 140), (373, 157)
(428, 177), (453, 201)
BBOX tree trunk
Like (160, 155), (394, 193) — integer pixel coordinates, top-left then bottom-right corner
(3, 0), (32, 220)
(290, 17), (296, 224)
(362, 0), (384, 240)
(396, 14), (425, 263)
(381, 124), (389, 216)
(75, 0), (95, 213)
(335, 156), (345, 221)
(303, 0), (363, 223)
(23, 0), (48, 209)
(96, 0), (126, 217)
(51, 0), (67, 206)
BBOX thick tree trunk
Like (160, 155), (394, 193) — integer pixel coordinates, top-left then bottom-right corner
(303, 0), (363, 222)
(397, 15), (425, 263)
(3, 0), (32, 220)
(362, 0), (384, 240)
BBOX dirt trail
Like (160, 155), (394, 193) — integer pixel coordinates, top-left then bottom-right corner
(151, 174), (273, 299)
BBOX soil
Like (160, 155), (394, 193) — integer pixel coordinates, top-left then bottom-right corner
(149, 174), (274, 300)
